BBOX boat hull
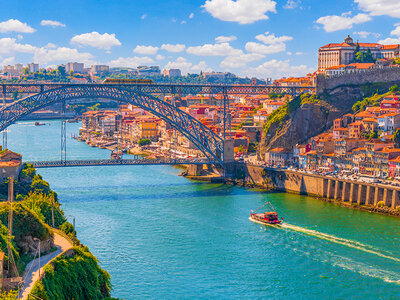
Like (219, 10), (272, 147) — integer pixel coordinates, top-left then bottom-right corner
(249, 215), (282, 226)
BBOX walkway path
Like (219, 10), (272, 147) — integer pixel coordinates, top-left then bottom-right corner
(19, 231), (73, 299)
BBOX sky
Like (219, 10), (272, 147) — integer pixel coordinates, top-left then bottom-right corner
(1, 0), (400, 79)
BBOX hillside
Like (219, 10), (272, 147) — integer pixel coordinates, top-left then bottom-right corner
(0, 163), (112, 299)
(258, 82), (400, 158)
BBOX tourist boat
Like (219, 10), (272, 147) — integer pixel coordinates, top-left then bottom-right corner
(34, 121), (46, 126)
(249, 202), (283, 226)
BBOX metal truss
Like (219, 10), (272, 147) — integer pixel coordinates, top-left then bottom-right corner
(0, 83), (315, 97)
(0, 85), (225, 164)
(27, 157), (213, 168)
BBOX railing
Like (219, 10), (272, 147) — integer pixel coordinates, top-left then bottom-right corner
(26, 158), (214, 168)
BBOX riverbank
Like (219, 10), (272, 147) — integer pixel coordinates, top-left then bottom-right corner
(181, 162), (400, 217)
(0, 162), (112, 299)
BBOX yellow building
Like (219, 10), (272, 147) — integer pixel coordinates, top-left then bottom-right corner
(139, 117), (159, 141)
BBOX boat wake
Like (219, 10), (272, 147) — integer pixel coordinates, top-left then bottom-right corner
(281, 223), (400, 263)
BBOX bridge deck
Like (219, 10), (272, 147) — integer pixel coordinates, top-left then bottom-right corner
(26, 158), (214, 168)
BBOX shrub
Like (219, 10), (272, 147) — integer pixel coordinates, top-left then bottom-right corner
(377, 201), (385, 208)
(30, 246), (112, 300)
(23, 192), (66, 227)
(389, 84), (400, 93)
(139, 138), (151, 146)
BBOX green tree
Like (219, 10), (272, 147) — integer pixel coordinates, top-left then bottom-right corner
(368, 130), (379, 140)
(354, 49), (375, 63)
(389, 84), (400, 93)
(393, 129), (400, 147)
(139, 138), (151, 146)
(12, 91), (18, 100)
(354, 42), (360, 53)
(23, 67), (29, 75)
(56, 66), (66, 77)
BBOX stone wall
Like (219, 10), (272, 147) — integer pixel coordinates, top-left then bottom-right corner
(316, 68), (400, 94)
(240, 164), (400, 210)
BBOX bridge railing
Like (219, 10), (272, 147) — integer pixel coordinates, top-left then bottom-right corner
(26, 158), (215, 168)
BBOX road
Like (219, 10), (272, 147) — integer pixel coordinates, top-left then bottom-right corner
(19, 231), (73, 299)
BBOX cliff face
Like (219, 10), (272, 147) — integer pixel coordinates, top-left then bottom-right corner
(259, 100), (340, 157)
(258, 84), (384, 157)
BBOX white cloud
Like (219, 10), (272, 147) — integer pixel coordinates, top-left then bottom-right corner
(0, 38), (36, 55)
(353, 31), (380, 39)
(133, 45), (159, 55)
(141, 14), (147, 20)
(71, 32), (121, 50)
(0, 38), (94, 66)
(283, 0), (300, 9)
(0, 19), (35, 33)
(161, 44), (186, 52)
(255, 32), (292, 44)
(245, 42), (286, 55)
(316, 12), (372, 32)
(189, 13), (194, 19)
(287, 51), (292, 55)
(220, 53), (264, 69)
(355, 0), (400, 18)
(245, 32), (292, 55)
(164, 57), (211, 74)
(202, 0), (277, 24)
(0, 57), (15, 67)
(379, 37), (400, 44)
(181, 20), (187, 24)
(246, 59), (313, 79)
(295, 52), (304, 55)
(192, 61), (211, 72)
(16, 34), (23, 40)
(44, 43), (57, 49)
(378, 24), (400, 45)
(187, 42), (242, 56)
(164, 57), (193, 74)
(215, 35), (237, 43)
(40, 20), (66, 27)
(33, 47), (95, 65)
(108, 56), (154, 68)
(156, 54), (165, 60)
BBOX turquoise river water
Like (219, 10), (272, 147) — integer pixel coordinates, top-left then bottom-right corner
(6, 120), (400, 299)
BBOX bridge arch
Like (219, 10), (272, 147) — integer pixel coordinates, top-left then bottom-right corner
(0, 85), (224, 164)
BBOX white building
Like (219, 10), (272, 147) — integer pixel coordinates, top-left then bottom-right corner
(27, 63), (39, 73)
(66, 62), (84, 73)
(163, 69), (181, 77)
(90, 65), (110, 75)
(377, 113), (400, 132)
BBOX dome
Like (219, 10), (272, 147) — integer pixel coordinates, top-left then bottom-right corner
(344, 35), (353, 44)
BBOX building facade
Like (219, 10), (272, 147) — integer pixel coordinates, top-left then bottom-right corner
(318, 35), (400, 71)
(66, 62), (84, 73)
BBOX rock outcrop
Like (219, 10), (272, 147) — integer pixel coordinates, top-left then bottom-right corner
(258, 82), (394, 157)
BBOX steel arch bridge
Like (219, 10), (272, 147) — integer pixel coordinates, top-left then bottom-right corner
(0, 85), (224, 165)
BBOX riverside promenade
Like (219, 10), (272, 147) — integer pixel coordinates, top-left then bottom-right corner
(229, 164), (400, 215)
(20, 231), (73, 299)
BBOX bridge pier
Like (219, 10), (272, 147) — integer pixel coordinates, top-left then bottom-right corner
(392, 190), (400, 209)
(342, 182), (349, 202)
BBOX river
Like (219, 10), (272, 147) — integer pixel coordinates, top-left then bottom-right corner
(6, 120), (400, 299)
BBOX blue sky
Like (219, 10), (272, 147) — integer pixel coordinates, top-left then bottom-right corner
(1, 0), (400, 79)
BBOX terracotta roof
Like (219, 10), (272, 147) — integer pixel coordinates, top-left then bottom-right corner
(269, 147), (287, 153)
(382, 44), (399, 50)
(0, 160), (21, 167)
(362, 118), (377, 122)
